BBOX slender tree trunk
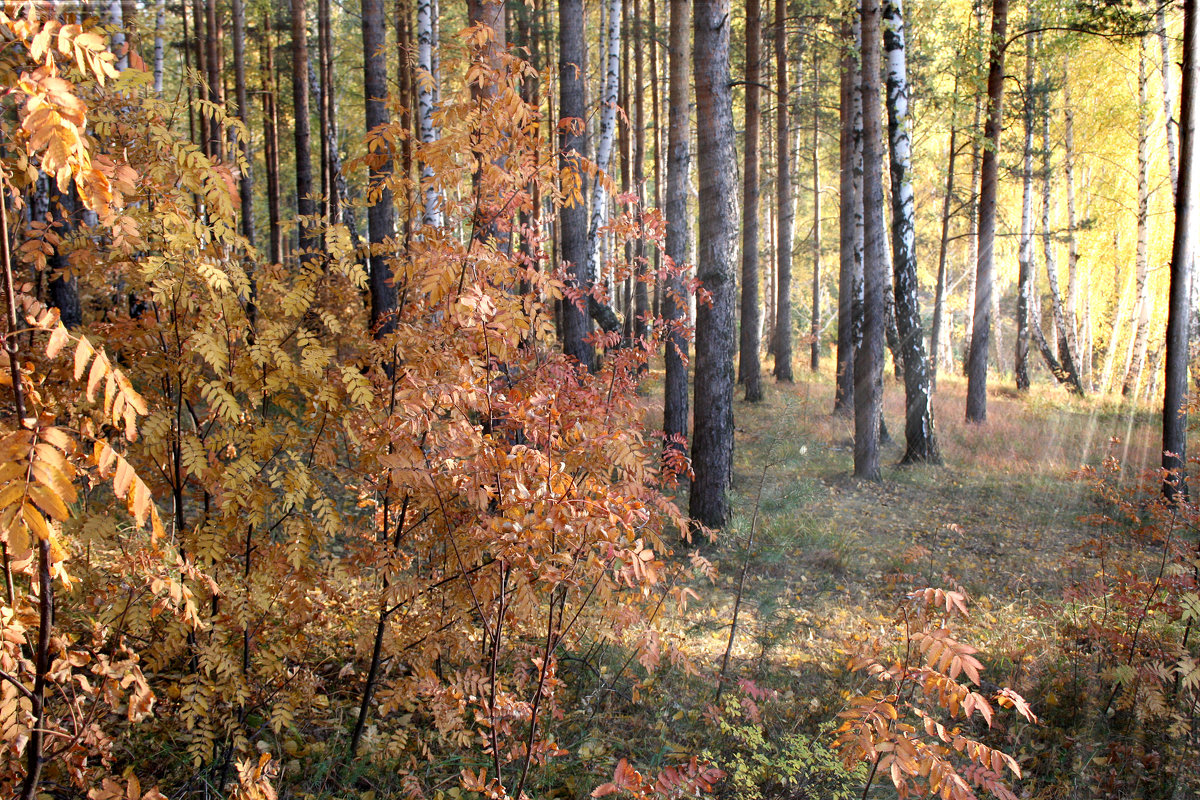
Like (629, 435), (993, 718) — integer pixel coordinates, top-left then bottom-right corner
(1039, 54), (1084, 394)
(965, 0), (1007, 423)
(1015, 38), (1034, 392)
(650, 0), (663, 322)
(883, 0), (938, 463)
(1161, 6), (1180, 199)
(633, 0), (649, 343)
(292, 0), (319, 256)
(586, 0), (623, 293)
(1163, 0), (1197, 500)
(417, 0), (443, 226)
(231, 0), (255, 248)
(774, 0), (794, 382)
(856, 0), (886, 480)
(1064, 61), (1081, 362)
(1126, 38), (1153, 399)
(810, 44), (823, 373)
(620, 0), (633, 334)
(153, 0), (166, 94)
(834, 16), (860, 412)
(263, 12), (283, 265)
(931, 71), (959, 388)
(192, 0), (211, 157)
(689, 0), (738, 526)
(963, 0), (985, 375)
(362, 0), (397, 336)
(318, 0), (342, 227)
(664, 0), (691, 457)
(739, 0), (764, 400)
(205, 0), (222, 157)
(559, 0), (592, 366)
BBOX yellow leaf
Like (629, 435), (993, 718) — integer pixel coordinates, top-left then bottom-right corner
(45, 323), (69, 359)
(74, 336), (94, 380)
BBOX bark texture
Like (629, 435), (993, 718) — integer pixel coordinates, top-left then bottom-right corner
(559, 0), (592, 367)
(774, 0), (794, 382)
(689, 0), (738, 527)
(363, 0), (397, 336)
(739, 0), (763, 400)
(663, 0), (691, 457)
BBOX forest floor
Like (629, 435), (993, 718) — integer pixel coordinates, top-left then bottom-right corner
(637, 363), (1162, 729)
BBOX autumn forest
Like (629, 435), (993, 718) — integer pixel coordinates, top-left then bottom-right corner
(0, 0), (1198, 798)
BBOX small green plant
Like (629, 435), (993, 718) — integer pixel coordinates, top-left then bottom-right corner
(703, 683), (864, 800)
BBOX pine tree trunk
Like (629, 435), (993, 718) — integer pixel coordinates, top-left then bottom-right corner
(231, 0), (255, 248)
(291, 0), (319, 256)
(965, 0), (1006, 423)
(205, 0), (222, 157)
(739, 0), (764, 400)
(663, 0), (691, 457)
(559, 0), (592, 367)
(362, 0), (397, 336)
(883, 0), (938, 463)
(810, 44), (822, 373)
(774, 0), (794, 382)
(263, 12), (283, 264)
(963, 0), (985, 375)
(633, 0), (650, 344)
(650, 0), (663, 323)
(1162, 0), (1197, 499)
(689, 0), (738, 527)
(856, 0), (886, 479)
(1015, 38), (1034, 392)
(192, 0), (211, 157)
(834, 15), (860, 412)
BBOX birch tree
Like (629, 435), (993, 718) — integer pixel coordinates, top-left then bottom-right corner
(417, 0), (442, 226)
(1124, 38), (1152, 398)
(835, 16), (863, 415)
(884, 0), (939, 463)
(585, 0), (623, 292)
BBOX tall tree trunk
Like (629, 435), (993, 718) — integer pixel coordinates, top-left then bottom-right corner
(291, 0), (319, 256)
(663, 0), (691, 457)
(153, 0), (166, 94)
(810, 44), (823, 373)
(362, 0), (397, 336)
(398, 1), (415, 247)
(884, 0), (938, 464)
(586, 0), (622, 294)
(620, 0), (633, 336)
(963, 0), (985, 375)
(689, 0), (738, 527)
(192, 0), (211, 157)
(1163, 0), (1197, 500)
(417, 0), (443, 226)
(739, 0), (763, 400)
(650, 0), (663, 322)
(633, 0), (649, 343)
(774, 0), (794, 382)
(231, 0), (255, 248)
(856, 0), (886, 480)
(965, 0), (1007, 423)
(834, 16), (860, 412)
(931, 71), (959, 388)
(1015, 36), (1034, 392)
(1064, 60), (1081, 365)
(1125, 37), (1153, 399)
(559, 0), (592, 366)
(205, 0), (222, 157)
(1039, 54), (1084, 394)
(1160, 6), (1180, 199)
(318, 0), (342, 227)
(263, 12), (283, 264)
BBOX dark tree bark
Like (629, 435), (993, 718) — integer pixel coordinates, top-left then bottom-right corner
(262, 10), (283, 264)
(738, 0), (764, 400)
(884, 0), (938, 464)
(291, 0), (319, 257)
(689, 0), (738, 527)
(362, 0), (397, 336)
(231, 0), (255, 248)
(855, 0), (885, 480)
(633, 0), (649, 343)
(205, 0), (222, 158)
(834, 16), (860, 413)
(774, 0), (794, 382)
(663, 0), (691, 458)
(965, 0), (1007, 423)
(810, 44), (823, 373)
(191, 0), (211, 157)
(1164, 0), (1197, 500)
(559, 0), (592, 367)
